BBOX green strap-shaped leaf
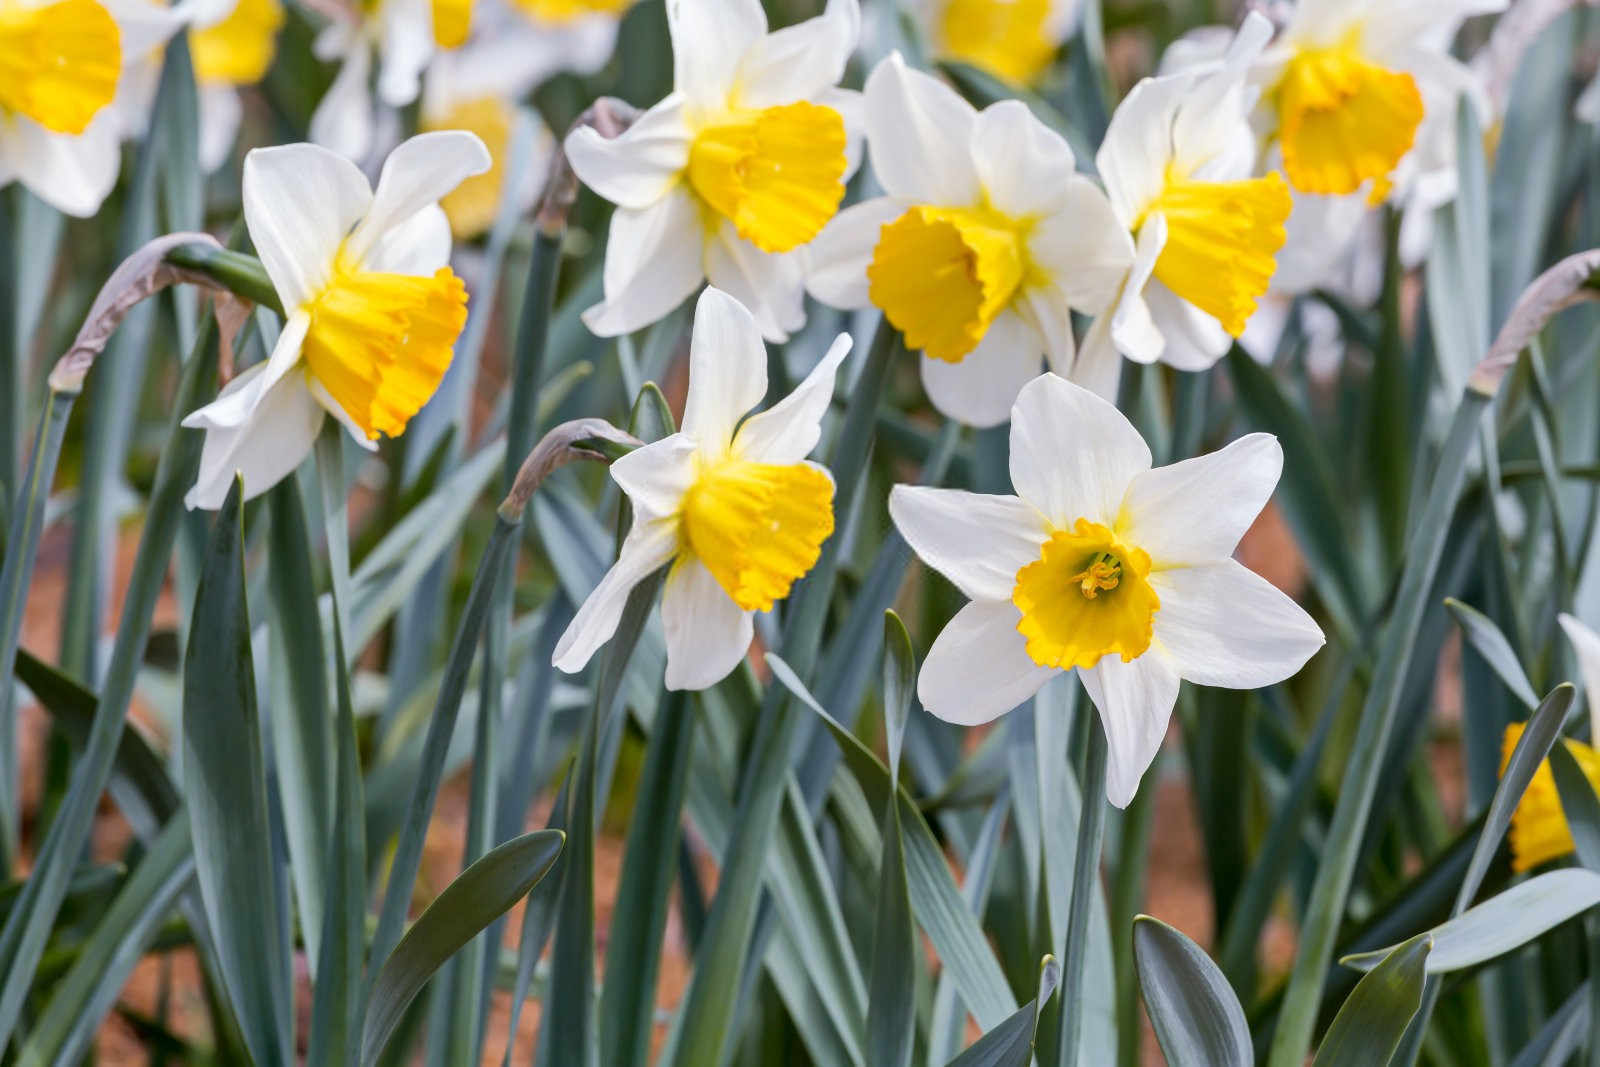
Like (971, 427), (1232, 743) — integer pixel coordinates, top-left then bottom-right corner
(1133, 917), (1251, 1067)
(947, 956), (1062, 1067)
(1316, 935), (1432, 1066)
(1446, 599), (1540, 710)
(361, 829), (565, 1067)
(182, 477), (295, 1067)
(1550, 741), (1600, 869)
(1343, 870), (1600, 973)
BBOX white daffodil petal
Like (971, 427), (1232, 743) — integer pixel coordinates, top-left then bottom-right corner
(1097, 72), (1189, 225)
(1145, 280), (1229, 371)
(735, 0), (860, 108)
(1112, 214), (1168, 364)
(970, 100), (1077, 218)
(804, 197), (905, 310)
(244, 144), (372, 309)
(182, 311), (312, 431)
(667, 0), (766, 107)
(198, 86), (242, 174)
(703, 223), (806, 343)
(1559, 614), (1600, 738)
(309, 44), (375, 162)
(1009, 373), (1152, 528)
(1072, 311), (1124, 402)
(1028, 179), (1138, 313)
(919, 600), (1056, 726)
(681, 287), (769, 451)
(552, 518), (678, 673)
(662, 557), (756, 691)
(733, 333), (852, 463)
(1081, 651), (1181, 808)
(4, 116), (121, 219)
(889, 485), (1048, 602)
(863, 52), (980, 204)
(919, 313), (1044, 429)
(1015, 285), (1076, 374)
(362, 204), (452, 276)
(1150, 560), (1324, 690)
(564, 97), (692, 210)
(1121, 433), (1282, 565)
(376, 0), (433, 108)
(1168, 11), (1269, 176)
(346, 131), (490, 263)
(184, 373), (325, 510)
(583, 187), (704, 337)
(610, 435), (699, 519)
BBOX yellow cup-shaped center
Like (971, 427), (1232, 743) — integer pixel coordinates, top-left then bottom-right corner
(681, 457), (835, 612)
(867, 204), (1027, 364)
(1273, 40), (1423, 199)
(0, 0), (121, 134)
(302, 247), (469, 440)
(687, 100), (848, 254)
(1013, 518), (1160, 670)
(422, 95), (513, 239)
(937, 0), (1056, 86)
(1140, 170), (1291, 337)
(1501, 723), (1600, 874)
(190, 0), (284, 87)
(513, 0), (631, 23)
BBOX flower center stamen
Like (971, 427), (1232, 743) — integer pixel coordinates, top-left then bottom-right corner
(301, 245), (469, 440)
(0, 0), (121, 134)
(1138, 170), (1291, 337)
(681, 457), (835, 612)
(1272, 36), (1424, 199)
(1012, 518), (1160, 670)
(867, 204), (1028, 363)
(687, 100), (848, 254)
(936, 0), (1055, 86)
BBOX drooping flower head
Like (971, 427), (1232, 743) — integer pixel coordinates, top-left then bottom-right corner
(1503, 614), (1600, 872)
(1075, 12), (1291, 393)
(905, 0), (1079, 86)
(564, 0), (862, 341)
(554, 288), (853, 691)
(0, 0), (181, 215)
(806, 52), (1129, 427)
(183, 131), (491, 510)
(890, 373), (1323, 806)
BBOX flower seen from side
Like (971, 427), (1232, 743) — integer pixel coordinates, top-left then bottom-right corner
(1503, 613), (1600, 872)
(182, 131), (490, 509)
(564, 0), (862, 342)
(554, 287), (853, 691)
(1075, 12), (1291, 395)
(890, 373), (1324, 806)
(806, 52), (1129, 427)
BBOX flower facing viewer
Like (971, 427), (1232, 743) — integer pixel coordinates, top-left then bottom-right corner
(890, 373), (1324, 806)
(183, 131), (490, 510)
(564, 0), (862, 341)
(806, 52), (1128, 428)
(554, 288), (853, 691)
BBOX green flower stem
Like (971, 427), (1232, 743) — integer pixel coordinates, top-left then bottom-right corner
(1056, 712), (1109, 1066)
(164, 244), (283, 316)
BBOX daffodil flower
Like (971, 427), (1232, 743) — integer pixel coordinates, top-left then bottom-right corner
(906, 0), (1079, 87)
(564, 0), (862, 342)
(182, 131), (490, 510)
(1251, 0), (1505, 200)
(0, 0), (181, 216)
(1502, 614), (1600, 872)
(554, 288), (852, 691)
(307, 0), (477, 162)
(420, 32), (558, 239)
(186, 0), (286, 171)
(805, 52), (1128, 427)
(1075, 13), (1291, 395)
(890, 373), (1323, 806)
